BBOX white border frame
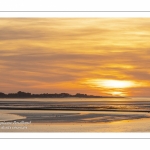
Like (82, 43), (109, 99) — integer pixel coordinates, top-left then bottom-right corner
(0, 11), (150, 139)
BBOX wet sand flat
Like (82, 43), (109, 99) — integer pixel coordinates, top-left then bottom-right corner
(22, 118), (150, 132)
(1, 97), (150, 132)
(0, 109), (150, 132)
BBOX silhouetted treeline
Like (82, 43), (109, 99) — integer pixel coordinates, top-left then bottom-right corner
(0, 91), (124, 98)
(0, 91), (109, 98)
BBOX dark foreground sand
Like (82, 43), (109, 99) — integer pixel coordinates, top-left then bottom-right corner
(0, 109), (150, 132)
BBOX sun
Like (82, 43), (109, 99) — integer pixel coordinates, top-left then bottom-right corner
(111, 91), (126, 96)
(84, 79), (139, 96)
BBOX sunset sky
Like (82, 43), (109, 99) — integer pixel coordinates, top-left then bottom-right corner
(0, 18), (150, 96)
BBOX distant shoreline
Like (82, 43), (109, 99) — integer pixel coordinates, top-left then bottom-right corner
(0, 91), (125, 99)
(0, 107), (149, 113)
(0, 97), (126, 99)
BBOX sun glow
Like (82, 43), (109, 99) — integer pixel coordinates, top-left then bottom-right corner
(86, 79), (136, 89)
(99, 80), (134, 88)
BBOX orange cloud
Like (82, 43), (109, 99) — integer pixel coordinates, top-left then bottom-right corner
(0, 18), (150, 96)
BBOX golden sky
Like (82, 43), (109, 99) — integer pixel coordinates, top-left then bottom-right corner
(0, 18), (150, 96)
